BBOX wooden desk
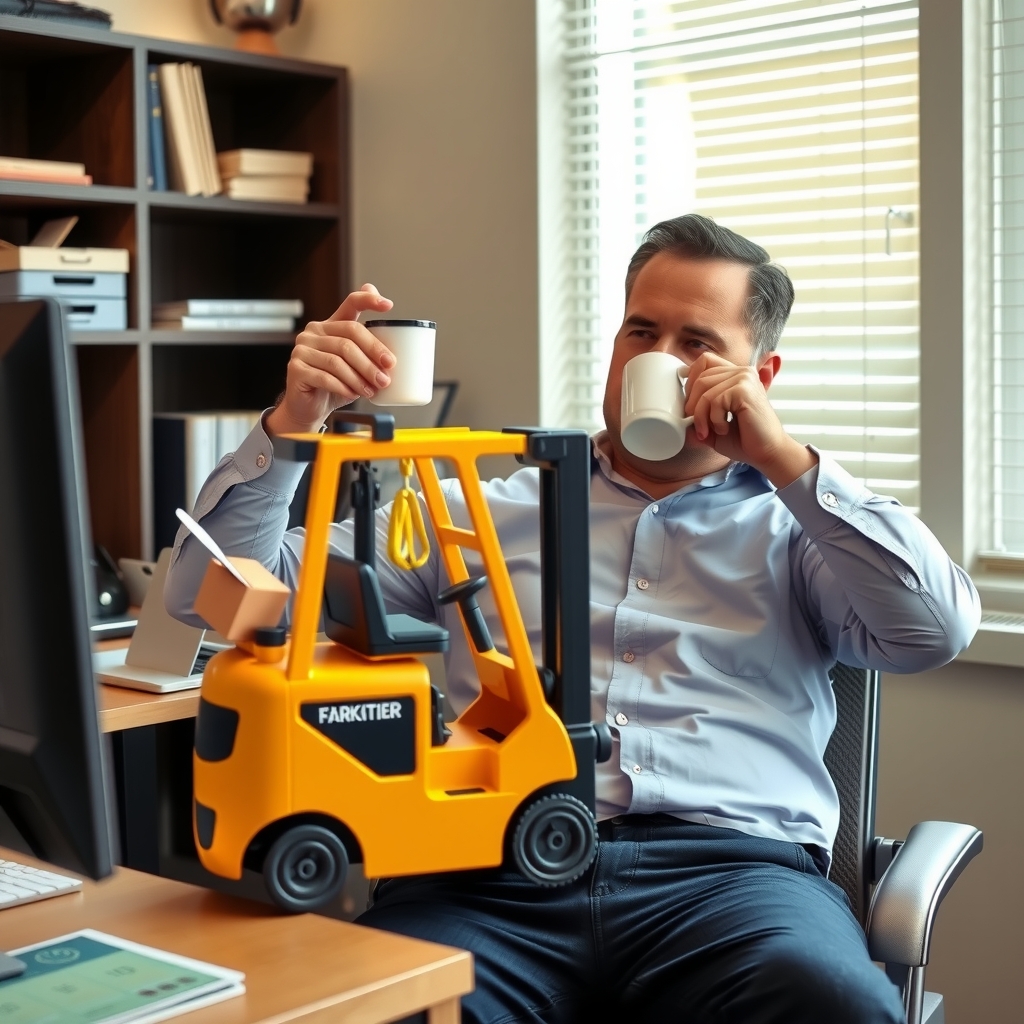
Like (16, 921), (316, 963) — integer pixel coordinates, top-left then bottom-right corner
(99, 683), (200, 733)
(0, 849), (472, 1023)
(95, 638), (200, 733)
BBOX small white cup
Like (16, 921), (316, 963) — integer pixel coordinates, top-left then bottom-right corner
(364, 319), (436, 406)
(620, 351), (694, 461)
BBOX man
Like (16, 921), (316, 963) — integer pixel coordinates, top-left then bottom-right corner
(166, 215), (979, 1023)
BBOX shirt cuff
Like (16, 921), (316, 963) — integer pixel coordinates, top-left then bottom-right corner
(774, 446), (874, 540)
(234, 409), (310, 494)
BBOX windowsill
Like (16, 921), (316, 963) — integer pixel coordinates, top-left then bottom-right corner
(958, 622), (1024, 668)
(958, 576), (1024, 666)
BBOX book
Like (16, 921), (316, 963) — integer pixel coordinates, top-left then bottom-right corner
(158, 64), (203, 196)
(153, 413), (217, 551)
(0, 156), (86, 177)
(154, 314), (295, 331)
(224, 175), (309, 203)
(3, 929), (244, 1024)
(178, 63), (212, 196)
(216, 411), (261, 458)
(147, 65), (168, 191)
(0, 168), (92, 185)
(154, 299), (303, 318)
(153, 411), (260, 551)
(218, 148), (314, 178)
(190, 64), (222, 195)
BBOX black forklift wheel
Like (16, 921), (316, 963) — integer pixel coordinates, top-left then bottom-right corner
(263, 824), (349, 913)
(511, 794), (597, 886)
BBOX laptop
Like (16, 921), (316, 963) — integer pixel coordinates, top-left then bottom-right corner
(92, 549), (225, 693)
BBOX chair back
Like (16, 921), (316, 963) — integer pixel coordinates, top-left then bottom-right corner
(823, 663), (880, 925)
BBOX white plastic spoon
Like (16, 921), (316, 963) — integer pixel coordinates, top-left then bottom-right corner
(175, 507), (250, 587)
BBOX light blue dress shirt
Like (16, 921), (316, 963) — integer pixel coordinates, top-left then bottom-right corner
(165, 419), (980, 861)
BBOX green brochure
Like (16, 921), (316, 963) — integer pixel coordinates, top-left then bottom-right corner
(0, 930), (244, 1024)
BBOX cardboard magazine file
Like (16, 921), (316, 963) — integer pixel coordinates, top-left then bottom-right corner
(194, 557), (290, 644)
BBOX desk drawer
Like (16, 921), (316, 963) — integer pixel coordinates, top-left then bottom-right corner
(0, 270), (127, 299)
(62, 298), (127, 331)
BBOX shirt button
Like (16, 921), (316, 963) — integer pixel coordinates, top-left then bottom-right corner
(636, 578), (650, 591)
(822, 491), (838, 508)
(256, 453), (267, 469)
(622, 651), (635, 663)
(632, 764), (643, 774)
(651, 503), (659, 514)
(615, 712), (628, 726)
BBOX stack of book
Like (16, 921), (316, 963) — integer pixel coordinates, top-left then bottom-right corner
(0, 156), (92, 186)
(153, 411), (262, 552)
(153, 298), (303, 332)
(217, 149), (313, 204)
(153, 63), (220, 197)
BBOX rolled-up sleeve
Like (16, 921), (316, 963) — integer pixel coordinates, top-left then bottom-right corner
(776, 449), (980, 672)
(163, 412), (309, 627)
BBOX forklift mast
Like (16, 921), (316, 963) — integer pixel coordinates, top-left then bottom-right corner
(504, 428), (608, 812)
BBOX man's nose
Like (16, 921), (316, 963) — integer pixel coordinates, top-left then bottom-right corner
(652, 334), (676, 354)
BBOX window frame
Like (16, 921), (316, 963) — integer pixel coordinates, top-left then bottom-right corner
(920, 0), (1024, 665)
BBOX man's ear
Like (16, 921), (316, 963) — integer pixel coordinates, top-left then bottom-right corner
(757, 353), (782, 389)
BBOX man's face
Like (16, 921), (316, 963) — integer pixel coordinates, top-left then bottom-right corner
(602, 252), (765, 483)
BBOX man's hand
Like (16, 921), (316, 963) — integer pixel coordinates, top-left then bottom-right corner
(684, 352), (817, 489)
(266, 284), (396, 436)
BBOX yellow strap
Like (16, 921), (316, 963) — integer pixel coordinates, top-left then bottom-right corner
(388, 458), (430, 570)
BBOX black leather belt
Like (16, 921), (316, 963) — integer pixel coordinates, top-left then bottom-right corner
(596, 813), (829, 875)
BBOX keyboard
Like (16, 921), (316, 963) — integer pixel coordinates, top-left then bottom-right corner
(0, 858), (82, 908)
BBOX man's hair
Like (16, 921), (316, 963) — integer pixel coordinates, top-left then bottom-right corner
(625, 214), (795, 360)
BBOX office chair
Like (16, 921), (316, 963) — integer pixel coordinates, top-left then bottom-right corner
(824, 663), (982, 1024)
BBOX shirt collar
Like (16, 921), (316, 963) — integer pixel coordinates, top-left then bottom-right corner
(590, 430), (751, 500)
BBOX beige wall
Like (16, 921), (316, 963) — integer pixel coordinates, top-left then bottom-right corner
(100, 2), (1019, 1017)
(103, 0), (540, 444)
(879, 661), (1021, 1022)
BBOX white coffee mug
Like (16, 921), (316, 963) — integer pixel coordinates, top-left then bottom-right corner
(364, 319), (436, 406)
(620, 351), (694, 461)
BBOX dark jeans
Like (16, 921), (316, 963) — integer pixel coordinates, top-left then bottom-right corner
(358, 816), (905, 1024)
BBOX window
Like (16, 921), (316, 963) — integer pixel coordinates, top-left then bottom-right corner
(552, 0), (921, 508)
(991, 0), (1024, 552)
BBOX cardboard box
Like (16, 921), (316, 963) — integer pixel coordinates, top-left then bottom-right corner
(194, 557), (290, 645)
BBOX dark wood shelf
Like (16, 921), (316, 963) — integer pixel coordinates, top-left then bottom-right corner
(147, 192), (338, 220)
(70, 329), (143, 345)
(0, 181), (139, 206)
(149, 330), (294, 346)
(0, 17), (348, 561)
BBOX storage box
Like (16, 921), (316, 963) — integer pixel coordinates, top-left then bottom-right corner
(0, 245), (129, 274)
(194, 557), (291, 645)
(62, 298), (127, 331)
(0, 270), (126, 299)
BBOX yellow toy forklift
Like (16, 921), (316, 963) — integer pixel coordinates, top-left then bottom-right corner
(192, 412), (612, 912)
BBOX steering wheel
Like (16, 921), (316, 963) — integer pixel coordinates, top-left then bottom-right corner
(438, 576), (494, 653)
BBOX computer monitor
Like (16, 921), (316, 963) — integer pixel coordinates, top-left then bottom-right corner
(0, 298), (114, 880)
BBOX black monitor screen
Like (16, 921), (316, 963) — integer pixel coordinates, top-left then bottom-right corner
(0, 298), (113, 879)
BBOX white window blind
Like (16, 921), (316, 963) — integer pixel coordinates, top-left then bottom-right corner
(558, 0), (921, 509)
(992, 0), (1024, 551)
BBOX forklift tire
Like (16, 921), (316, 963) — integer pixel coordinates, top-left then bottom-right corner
(511, 794), (597, 886)
(263, 824), (349, 913)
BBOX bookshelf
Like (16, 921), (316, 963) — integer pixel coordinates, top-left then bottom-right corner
(0, 15), (348, 561)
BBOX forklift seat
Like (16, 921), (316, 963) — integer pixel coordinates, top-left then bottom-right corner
(324, 553), (450, 657)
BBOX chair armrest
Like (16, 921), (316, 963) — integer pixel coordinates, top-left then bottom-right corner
(866, 821), (983, 967)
